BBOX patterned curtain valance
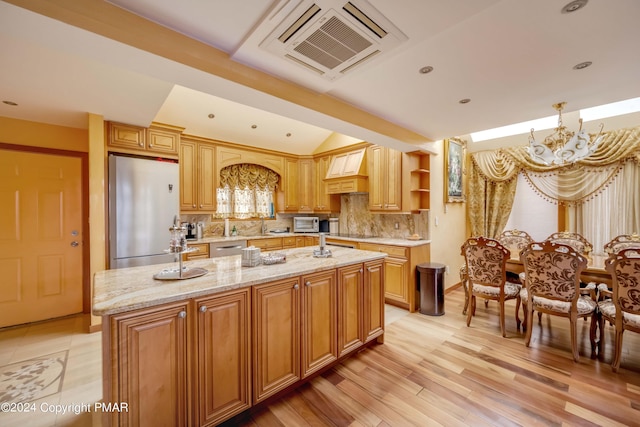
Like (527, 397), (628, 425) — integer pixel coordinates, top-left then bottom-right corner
(218, 163), (280, 190)
(470, 125), (640, 206)
(467, 125), (640, 236)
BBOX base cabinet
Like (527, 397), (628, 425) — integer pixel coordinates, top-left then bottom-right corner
(195, 290), (251, 426)
(252, 278), (301, 404)
(103, 262), (384, 426)
(364, 259), (385, 342)
(108, 301), (189, 427)
(301, 271), (338, 377)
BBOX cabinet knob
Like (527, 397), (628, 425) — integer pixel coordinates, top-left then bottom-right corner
(199, 204), (203, 208)
(305, 281), (311, 286)
(293, 283), (299, 290)
(359, 268), (363, 273)
(138, 142), (144, 147)
(199, 306), (207, 313)
(149, 143), (153, 148)
(178, 310), (186, 318)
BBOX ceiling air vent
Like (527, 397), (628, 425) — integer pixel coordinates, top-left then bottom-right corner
(260, 0), (407, 81)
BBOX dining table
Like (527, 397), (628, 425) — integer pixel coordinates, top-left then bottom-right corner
(506, 252), (611, 287)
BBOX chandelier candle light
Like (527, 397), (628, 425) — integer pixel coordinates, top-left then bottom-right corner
(527, 102), (604, 166)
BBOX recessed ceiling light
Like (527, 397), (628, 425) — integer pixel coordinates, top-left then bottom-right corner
(207, 113), (215, 119)
(561, 0), (588, 14)
(419, 66), (434, 74)
(2, 100), (18, 106)
(251, 124), (257, 129)
(286, 133), (292, 137)
(573, 61), (592, 70)
(459, 99), (471, 104)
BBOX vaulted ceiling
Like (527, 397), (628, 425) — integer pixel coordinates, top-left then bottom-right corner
(1, 0), (639, 155)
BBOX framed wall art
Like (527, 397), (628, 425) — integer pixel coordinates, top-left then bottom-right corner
(444, 137), (466, 203)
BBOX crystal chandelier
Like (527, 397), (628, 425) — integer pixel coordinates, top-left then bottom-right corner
(527, 102), (604, 166)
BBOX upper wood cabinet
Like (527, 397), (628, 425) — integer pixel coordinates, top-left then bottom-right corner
(107, 122), (182, 158)
(298, 158), (314, 212)
(368, 145), (431, 213)
(282, 157), (300, 212)
(314, 155), (340, 212)
(368, 145), (401, 212)
(180, 137), (216, 212)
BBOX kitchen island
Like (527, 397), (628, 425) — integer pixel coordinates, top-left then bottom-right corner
(94, 246), (386, 427)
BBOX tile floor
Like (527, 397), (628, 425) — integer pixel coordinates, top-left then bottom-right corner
(0, 305), (407, 426)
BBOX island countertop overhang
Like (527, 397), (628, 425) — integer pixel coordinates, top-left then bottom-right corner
(93, 246), (387, 316)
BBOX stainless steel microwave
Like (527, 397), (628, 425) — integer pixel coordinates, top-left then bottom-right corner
(293, 217), (319, 233)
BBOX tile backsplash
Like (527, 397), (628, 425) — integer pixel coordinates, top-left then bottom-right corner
(183, 193), (429, 240)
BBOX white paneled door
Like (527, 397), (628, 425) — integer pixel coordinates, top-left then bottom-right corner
(0, 149), (83, 327)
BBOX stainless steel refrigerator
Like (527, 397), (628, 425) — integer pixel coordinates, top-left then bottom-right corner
(109, 154), (180, 268)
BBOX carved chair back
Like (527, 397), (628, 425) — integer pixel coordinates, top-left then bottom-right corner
(545, 231), (592, 256)
(498, 229), (533, 256)
(604, 233), (640, 255)
(461, 236), (510, 290)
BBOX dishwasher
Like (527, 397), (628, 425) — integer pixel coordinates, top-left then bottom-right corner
(209, 240), (247, 257)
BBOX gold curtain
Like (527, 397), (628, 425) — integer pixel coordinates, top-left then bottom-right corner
(219, 163), (280, 190)
(468, 125), (640, 236)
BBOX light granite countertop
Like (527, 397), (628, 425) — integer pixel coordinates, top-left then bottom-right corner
(93, 246), (387, 316)
(190, 232), (431, 247)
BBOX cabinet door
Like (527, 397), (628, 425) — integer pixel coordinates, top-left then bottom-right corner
(147, 126), (179, 156)
(180, 140), (197, 211)
(385, 149), (402, 211)
(283, 158), (299, 211)
(113, 302), (189, 427)
(301, 271), (337, 377)
(198, 143), (216, 211)
(364, 260), (384, 342)
(108, 122), (146, 152)
(299, 158), (314, 212)
(337, 264), (364, 357)
(384, 256), (409, 306)
(252, 278), (300, 403)
(196, 289), (251, 426)
(367, 145), (384, 210)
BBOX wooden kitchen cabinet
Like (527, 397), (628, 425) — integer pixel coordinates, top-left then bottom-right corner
(184, 242), (210, 260)
(298, 158), (314, 212)
(408, 151), (431, 212)
(313, 155), (340, 213)
(195, 289), (251, 426)
(107, 121), (181, 158)
(363, 259), (385, 342)
(180, 137), (217, 212)
(108, 301), (189, 427)
(252, 278), (301, 403)
(247, 237), (282, 251)
(301, 270), (337, 377)
(282, 157), (299, 212)
(337, 264), (364, 357)
(368, 145), (402, 211)
(359, 242), (430, 312)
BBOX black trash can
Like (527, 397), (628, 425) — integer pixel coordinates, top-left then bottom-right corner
(416, 262), (446, 316)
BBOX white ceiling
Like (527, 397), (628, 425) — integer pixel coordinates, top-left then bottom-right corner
(1, 0), (639, 155)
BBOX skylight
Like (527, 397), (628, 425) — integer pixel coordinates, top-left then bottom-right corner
(470, 97), (640, 143)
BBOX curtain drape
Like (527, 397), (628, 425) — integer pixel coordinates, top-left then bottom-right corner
(468, 125), (640, 237)
(216, 164), (280, 219)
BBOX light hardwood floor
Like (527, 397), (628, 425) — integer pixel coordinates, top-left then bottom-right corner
(1, 288), (640, 426)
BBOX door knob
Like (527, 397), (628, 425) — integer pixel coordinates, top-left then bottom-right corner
(70, 241), (79, 247)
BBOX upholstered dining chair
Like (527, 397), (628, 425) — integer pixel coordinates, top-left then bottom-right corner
(461, 236), (521, 337)
(604, 233), (640, 255)
(545, 231), (592, 256)
(597, 248), (640, 372)
(520, 241), (597, 361)
(498, 229), (534, 257)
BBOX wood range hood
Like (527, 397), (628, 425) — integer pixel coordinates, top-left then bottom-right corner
(324, 147), (368, 194)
